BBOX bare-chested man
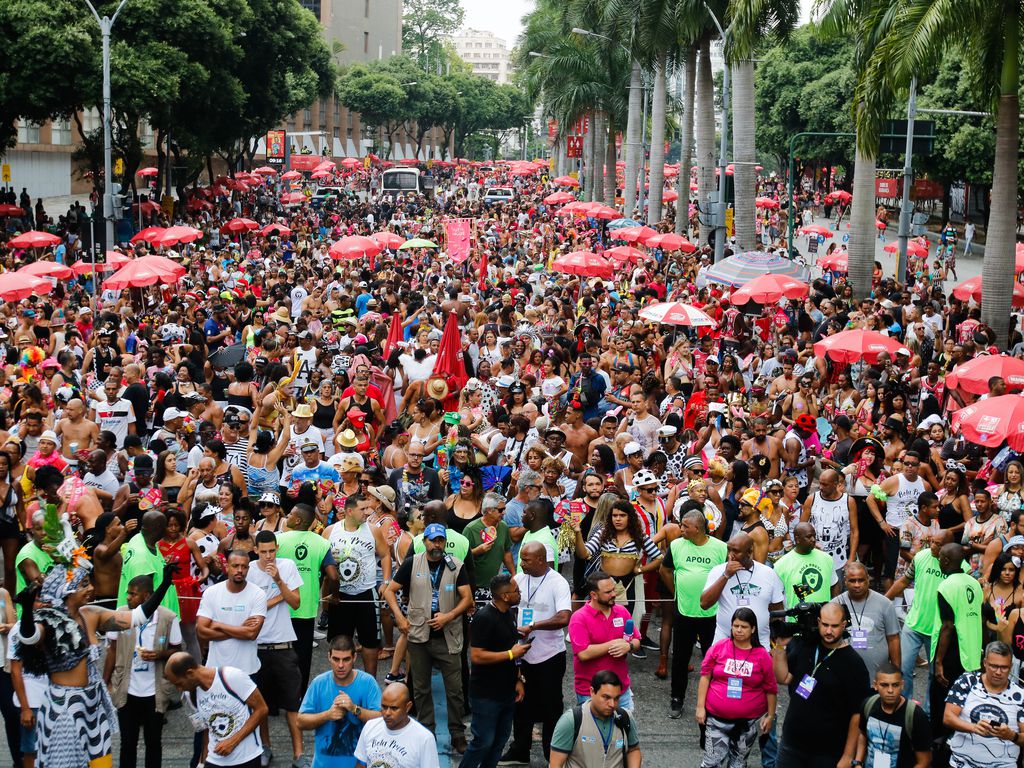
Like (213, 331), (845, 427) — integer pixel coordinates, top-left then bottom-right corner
(767, 357), (800, 400)
(588, 415), (619, 458)
(741, 417), (783, 478)
(560, 403), (597, 468)
(56, 398), (100, 458)
(90, 512), (137, 603)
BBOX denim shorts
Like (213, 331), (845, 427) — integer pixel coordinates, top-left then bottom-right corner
(21, 711), (38, 753)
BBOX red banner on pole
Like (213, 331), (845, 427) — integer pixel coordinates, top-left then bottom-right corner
(445, 218), (472, 263)
(567, 136), (584, 158)
(875, 178), (900, 197)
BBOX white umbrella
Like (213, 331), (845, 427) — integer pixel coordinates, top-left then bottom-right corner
(638, 301), (716, 327)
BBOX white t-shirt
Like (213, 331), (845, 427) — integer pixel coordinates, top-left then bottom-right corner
(290, 286), (309, 317)
(283, 426), (325, 477)
(540, 376), (566, 399)
(106, 609), (182, 698)
(7, 627), (46, 708)
(247, 558), (302, 644)
(93, 398), (136, 449)
(197, 666), (263, 767)
(513, 569), (572, 664)
(354, 717), (440, 768)
(197, 581), (268, 674)
(84, 469), (120, 496)
(703, 561), (784, 648)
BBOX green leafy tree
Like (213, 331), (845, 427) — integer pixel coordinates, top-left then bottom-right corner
(402, 0), (464, 70)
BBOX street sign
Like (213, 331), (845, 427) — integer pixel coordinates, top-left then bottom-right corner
(567, 135), (584, 158)
(879, 120), (935, 155)
(808, 235), (819, 254)
(1, 164), (9, 182)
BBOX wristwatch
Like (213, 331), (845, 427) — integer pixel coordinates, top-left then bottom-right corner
(352, 706), (362, 718)
(850, 761), (863, 767)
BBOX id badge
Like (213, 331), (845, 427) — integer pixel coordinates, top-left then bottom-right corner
(737, 597), (750, 606)
(726, 677), (743, 699)
(872, 752), (892, 768)
(795, 674), (817, 699)
(851, 629), (868, 650)
(521, 608), (535, 626)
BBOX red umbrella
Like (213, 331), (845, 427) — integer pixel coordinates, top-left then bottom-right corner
(588, 204), (621, 221)
(953, 394), (1024, 449)
(611, 226), (658, 244)
(254, 166), (278, 176)
(71, 251), (132, 275)
(817, 252), (848, 272)
(330, 236), (382, 261)
(135, 200), (161, 216)
(130, 226), (166, 244)
(311, 170), (332, 181)
(646, 233), (696, 253)
(0, 272), (52, 301)
(222, 218), (259, 234)
(813, 329), (909, 364)
(755, 197), (780, 210)
(137, 167), (159, 177)
(281, 171), (302, 181)
(155, 226), (203, 247)
(17, 260), (74, 280)
(663, 189), (679, 203)
(281, 192), (305, 205)
(825, 190), (852, 204)
(552, 251), (613, 279)
(798, 225), (834, 238)
(382, 312), (405, 360)
(558, 201), (591, 216)
(605, 245), (646, 266)
(103, 255), (185, 289)
(553, 176), (580, 188)
(953, 276), (1024, 307)
(432, 312), (469, 395)
(883, 241), (929, 257)
(0, 204), (25, 217)
(947, 355), (1024, 395)
(371, 231), (405, 250)
(730, 274), (809, 305)
(260, 223), (292, 237)
(340, 157), (361, 169)
(638, 301), (715, 327)
(544, 191), (575, 205)
(7, 231), (61, 248)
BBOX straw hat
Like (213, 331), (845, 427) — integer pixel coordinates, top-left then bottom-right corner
(337, 429), (359, 448)
(291, 403), (314, 419)
(367, 485), (397, 512)
(270, 307), (292, 324)
(425, 378), (449, 401)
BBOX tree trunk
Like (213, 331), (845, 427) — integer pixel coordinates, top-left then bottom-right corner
(981, 20), (1019, 348)
(731, 59), (757, 252)
(675, 46), (696, 236)
(647, 53), (668, 225)
(623, 63), (643, 216)
(593, 112), (606, 203)
(848, 144), (876, 299)
(695, 39), (716, 246)
(604, 118), (617, 205)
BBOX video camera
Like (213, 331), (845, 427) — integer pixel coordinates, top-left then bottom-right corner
(769, 583), (821, 639)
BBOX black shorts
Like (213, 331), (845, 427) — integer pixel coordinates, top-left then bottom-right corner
(0, 517), (22, 542)
(327, 589), (380, 648)
(254, 647), (302, 712)
(883, 534), (900, 580)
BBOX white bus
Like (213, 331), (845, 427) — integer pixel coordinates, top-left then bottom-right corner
(381, 167), (435, 198)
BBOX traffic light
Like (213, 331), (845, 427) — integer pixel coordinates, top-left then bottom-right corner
(110, 182), (124, 220)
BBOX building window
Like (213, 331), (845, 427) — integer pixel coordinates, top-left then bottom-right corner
(51, 119), (72, 146)
(333, 99), (341, 120)
(17, 120), (40, 144)
(333, 127), (340, 139)
(319, 101), (327, 123)
(364, 31), (369, 53)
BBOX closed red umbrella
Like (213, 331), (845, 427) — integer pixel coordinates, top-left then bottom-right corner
(7, 231), (61, 248)
(330, 236), (382, 261)
(947, 355), (1024, 395)
(730, 274), (809, 305)
(953, 276), (1024, 307)
(813, 329), (909, 364)
(382, 312), (405, 360)
(432, 312), (469, 395)
(17, 260), (74, 280)
(0, 272), (53, 300)
(645, 233), (696, 253)
(952, 394), (1024, 449)
(222, 218), (259, 234)
(552, 251), (613, 279)
(103, 255), (185, 289)
(371, 231), (405, 250)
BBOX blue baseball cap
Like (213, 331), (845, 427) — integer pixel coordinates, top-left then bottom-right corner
(424, 523), (447, 541)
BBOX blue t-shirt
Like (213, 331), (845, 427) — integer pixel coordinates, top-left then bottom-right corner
(355, 293), (372, 317)
(300, 669), (382, 768)
(204, 318), (226, 351)
(504, 498), (526, 566)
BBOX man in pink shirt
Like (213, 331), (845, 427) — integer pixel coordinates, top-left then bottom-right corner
(568, 570), (641, 711)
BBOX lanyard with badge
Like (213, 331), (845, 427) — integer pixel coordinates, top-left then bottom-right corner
(848, 598), (869, 650)
(591, 711), (614, 754)
(735, 568), (753, 606)
(726, 640), (754, 699)
(430, 563), (444, 613)
(795, 645), (836, 699)
(134, 616), (153, 672)
(520, 572), (548, 627)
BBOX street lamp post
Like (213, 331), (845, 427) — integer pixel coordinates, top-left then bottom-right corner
(84, 0), (129, 252)
(700, 4), (730, 264)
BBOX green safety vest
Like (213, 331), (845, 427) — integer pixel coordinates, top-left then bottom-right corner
(669, 536), (727, 618)
(774, 548), (835, 608)
(14, 541), (53, 617)
(118, 536), (179, 615)
(276, 530), (331, 619)
(906, 548), (969, 636)
(412, 530), (469, 562)
(517, 527), (559, 572)
(931, 572), (983, 671)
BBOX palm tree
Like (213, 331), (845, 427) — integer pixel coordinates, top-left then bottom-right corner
(694, 38), (717, 245)
(623, 63), (644, 215)
(674, 45), (696, 235)
(861, 0), (1019, 344)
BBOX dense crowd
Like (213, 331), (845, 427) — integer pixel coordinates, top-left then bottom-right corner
(0, 162), (1014, 768)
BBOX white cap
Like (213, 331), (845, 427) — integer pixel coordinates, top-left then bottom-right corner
(657, 425), (678, 438)
(624, 442), (643, 456)
(39, 430), (59, 446)
(163, 407), (187, 421)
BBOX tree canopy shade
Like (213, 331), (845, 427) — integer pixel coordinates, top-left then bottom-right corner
(402, 0), (464, 70)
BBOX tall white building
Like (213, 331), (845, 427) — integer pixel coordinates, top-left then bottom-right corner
(450, 29), (513, 84)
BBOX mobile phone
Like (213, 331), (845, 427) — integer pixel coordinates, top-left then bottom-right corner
(517, 636), (534, 645)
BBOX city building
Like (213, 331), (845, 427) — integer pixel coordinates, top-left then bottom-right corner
(450, 29), (513, 85)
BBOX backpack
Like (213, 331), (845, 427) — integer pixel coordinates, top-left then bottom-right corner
(861, 694), (918, 741)
(571, 704), (630, 756)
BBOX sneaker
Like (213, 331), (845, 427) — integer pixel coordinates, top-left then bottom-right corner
(631, 647), (648, 659)
(313, 628), (327, 641)
(669, 699), (684, 719)
(260, 747), (273, 768)
(291, 757), (311, 768)
(640, 636), (660, 650)
(497, 752), (530, 765)
(384, 672), (406, 683)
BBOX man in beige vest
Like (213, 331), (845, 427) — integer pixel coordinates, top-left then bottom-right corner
(102, 574), (182, 768)
(548, 670), (642, 768)
(383, 523), (474, 754)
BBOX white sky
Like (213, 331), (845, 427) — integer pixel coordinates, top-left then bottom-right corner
(460, 0), (815, 48)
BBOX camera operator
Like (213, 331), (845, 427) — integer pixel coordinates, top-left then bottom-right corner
(773, 602), (871, 768)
